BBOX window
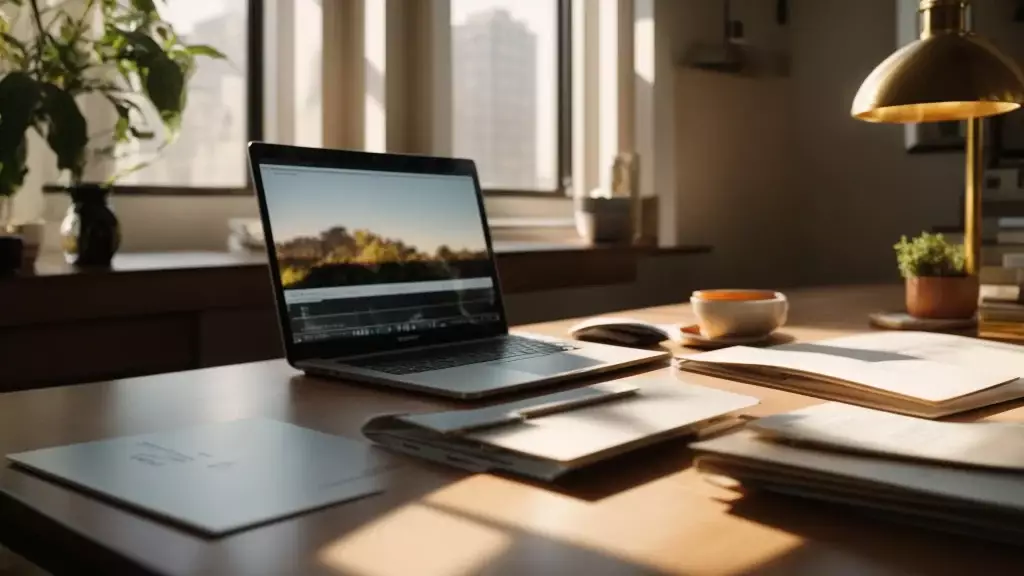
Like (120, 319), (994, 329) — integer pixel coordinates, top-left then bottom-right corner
(113, 0), (262, 191)
(451, 0), (570, 194)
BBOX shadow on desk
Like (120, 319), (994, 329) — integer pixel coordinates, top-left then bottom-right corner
(722, 493), (1024, 575)
(549, 438), (695, 501)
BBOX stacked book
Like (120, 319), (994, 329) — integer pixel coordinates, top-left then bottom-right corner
(940, 216), (1024, 267)
(979, 266), (1024, 341)
(693, 403), (1024, 545)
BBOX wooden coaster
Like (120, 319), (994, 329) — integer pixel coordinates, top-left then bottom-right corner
(679, 325), (793, 349)
(869, 312), (976, 332)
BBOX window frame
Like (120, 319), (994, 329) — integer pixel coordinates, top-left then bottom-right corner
(46, 0), (265, 197)
(47, 0), (574, 199)
(473, 0), (573, 198)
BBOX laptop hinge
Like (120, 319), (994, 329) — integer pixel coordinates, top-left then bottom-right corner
(315, 334), (509, 363)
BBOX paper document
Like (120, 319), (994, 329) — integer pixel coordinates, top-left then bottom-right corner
(749, 403), (1024, 472)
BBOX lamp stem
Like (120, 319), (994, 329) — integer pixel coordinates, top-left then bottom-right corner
(919, 0), (969, 37)
(965, 117), (983, 276)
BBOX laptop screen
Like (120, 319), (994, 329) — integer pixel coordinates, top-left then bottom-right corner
(259, 163), (503, 345)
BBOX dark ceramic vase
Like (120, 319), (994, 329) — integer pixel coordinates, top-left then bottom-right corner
(60, 184), (120, 267)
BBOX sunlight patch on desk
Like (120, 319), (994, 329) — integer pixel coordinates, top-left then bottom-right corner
(421, 474), (806, 574)
(317, 503), (511, 576)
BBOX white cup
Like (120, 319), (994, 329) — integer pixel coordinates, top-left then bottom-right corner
(690, 289), (788, 339)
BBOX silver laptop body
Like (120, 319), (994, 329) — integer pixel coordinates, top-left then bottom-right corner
(249, 143), (667, 399)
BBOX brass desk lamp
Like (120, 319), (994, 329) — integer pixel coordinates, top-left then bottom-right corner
(852, 0), (1024, 275)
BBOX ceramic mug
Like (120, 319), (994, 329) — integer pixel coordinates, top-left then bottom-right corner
(690, 289), (788, 339)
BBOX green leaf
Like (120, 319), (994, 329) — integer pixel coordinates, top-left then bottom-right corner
(123, 30), (164, 65)
(144, 55), (185, 115)
(114, 113), (129, 141)
(39, 83), (88, 182)
(0, 136), (28, 197)
(1, 33), (27, 55)
(186, 44), (227, 59)
(0, 73), (42, 193)
(0, 72), (34, 196)
(161, 109), (182, 135)
(59, 12), (77, 42)
(104, 95), (156, 142)
(131, 0), (157, 14)
(894, 232), (966, 278)
(130, 126), (155, 140)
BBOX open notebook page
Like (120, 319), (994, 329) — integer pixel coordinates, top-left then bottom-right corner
(683, 338), (1019, 404)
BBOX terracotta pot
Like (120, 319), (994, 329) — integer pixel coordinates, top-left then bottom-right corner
(905, 276), (979, 319)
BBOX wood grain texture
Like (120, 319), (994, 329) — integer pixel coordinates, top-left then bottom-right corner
(5, 285), (1022, 575)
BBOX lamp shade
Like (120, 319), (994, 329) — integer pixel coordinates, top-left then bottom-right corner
(851, 33), (1024, 124)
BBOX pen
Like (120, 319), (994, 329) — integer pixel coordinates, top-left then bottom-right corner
(442, 384), (641, 435)
(515, 385), (640, 419)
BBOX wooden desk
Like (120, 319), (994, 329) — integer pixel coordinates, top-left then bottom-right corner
(3, 285), (1023, 575)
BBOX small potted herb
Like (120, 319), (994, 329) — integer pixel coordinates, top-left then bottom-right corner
(894, 232), (977, 319)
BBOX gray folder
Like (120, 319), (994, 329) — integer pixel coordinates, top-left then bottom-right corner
(7, 419), (388, 537)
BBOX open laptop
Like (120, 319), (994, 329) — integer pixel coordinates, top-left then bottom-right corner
(248, 143), (668, 398)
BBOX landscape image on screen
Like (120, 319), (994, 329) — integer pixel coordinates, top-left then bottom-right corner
(276, 227), (489, 290)
(261, 167), (491, 291)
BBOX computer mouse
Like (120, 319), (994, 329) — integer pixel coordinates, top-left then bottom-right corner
(568, 317), (678, 347)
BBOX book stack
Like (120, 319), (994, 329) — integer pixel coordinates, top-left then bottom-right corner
(940, 217), (1024, 267)
(692, 403), (1024, 545)
(979, 266), (1024, 341)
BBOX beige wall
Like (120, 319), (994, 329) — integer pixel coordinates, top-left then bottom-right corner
(668, 0), (801, 289)
(666, 0), (986, 288)
(791, 0), (963, 285)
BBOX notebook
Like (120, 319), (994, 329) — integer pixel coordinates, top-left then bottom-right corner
(692, 404), (1024, 544)
(676, 331), (1024, 418)
(362, 371), (759, 481)
(748, 403), (1024, 471)
(6, 419), (388, 537)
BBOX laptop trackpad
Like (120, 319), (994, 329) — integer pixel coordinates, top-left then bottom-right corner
(500, 353), (605, 375)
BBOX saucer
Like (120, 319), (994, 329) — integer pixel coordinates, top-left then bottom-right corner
(678, 325), (776, 349)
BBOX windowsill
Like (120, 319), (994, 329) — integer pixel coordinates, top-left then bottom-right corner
(489, 217), (576, 229)
(43, 187), (573, 199)
(43, 185), (253, 197)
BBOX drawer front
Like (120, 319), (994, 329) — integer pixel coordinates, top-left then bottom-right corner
(0, 317), (194, 392)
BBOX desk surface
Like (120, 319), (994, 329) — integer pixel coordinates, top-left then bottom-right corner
(3, 285), (1024, 576)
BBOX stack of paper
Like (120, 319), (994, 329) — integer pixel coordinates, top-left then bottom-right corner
(692, 403), (1024, 544)
(677, 331), (1024, 418)
(363, 372), (758, 481)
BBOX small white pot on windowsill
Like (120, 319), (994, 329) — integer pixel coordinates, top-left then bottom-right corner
(574, 194), (632, 244)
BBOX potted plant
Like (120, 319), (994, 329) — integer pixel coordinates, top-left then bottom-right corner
(895, 232), (978, 319)
(0, 0), (225, 266)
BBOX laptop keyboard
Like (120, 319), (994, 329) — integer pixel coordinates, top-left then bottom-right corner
(347, 335), (577, 375)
